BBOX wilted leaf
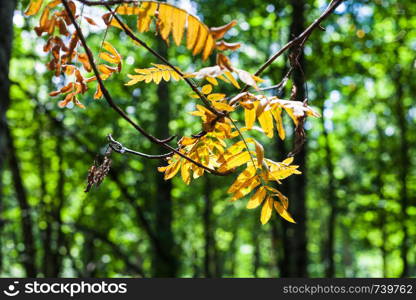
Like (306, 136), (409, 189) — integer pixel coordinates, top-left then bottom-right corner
(274, 201), (296, 223)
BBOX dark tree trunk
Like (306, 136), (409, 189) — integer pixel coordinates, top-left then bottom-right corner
(6, 126), (38, 277)
(203, 176), (217, 277)
(286, 0), (308, 277)
(0, 0), (16, 274)
(152, 41), (177, 277)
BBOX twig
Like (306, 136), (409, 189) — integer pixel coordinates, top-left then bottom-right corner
(242, 0), (344, 93)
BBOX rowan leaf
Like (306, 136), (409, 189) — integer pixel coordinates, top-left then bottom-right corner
(186, 15), (200, 50)
(260, 197), (273, 225)
(231, 176), (260, 201)
(158, 4), (173, 40)
(137, 2), (157, 32)
(274, 201), (296, 223)
(210, 20), (237, 40)
(271, 106), (285, 140)
(254, 140), (264, 167)
(224, 71), (240, 88)
(244, 107), (256, 130)
(207, 93), (226, 101)
(164, 159), (182, 180)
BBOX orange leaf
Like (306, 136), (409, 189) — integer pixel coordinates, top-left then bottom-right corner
(210, 20), (237, 40)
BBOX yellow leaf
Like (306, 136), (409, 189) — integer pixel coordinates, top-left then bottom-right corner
(162, 70), (171, 81)
(219, 151), (251, 172)
(171, 70), (181, 81)
(84, 16), (98, 26)
(212, 102), (234, 112)
(246, 187), (266, 209)
(24, 0), (43, 16)
(172, 8), (187, 46)
(102, 41), (121, 62)
(186, 16), (200, 50)
(231, 176), (260, 201)
(99, 52), (119, 64)
(202, 34), (215, 60)
(236, 69), (258, 89)
(94, 84), (103, 99)
(181, 161), (192, 185)
(282, 157), (294, 165)
(260, 197), (273, 225)
(227, 165), (256, 193)
(46, 0), (61, 9)
(206, 77), (218, 86)
(201, 84), (213, 95)
(210, 20), (238, 40)
(222, 141), (246, 159)
(192, 24), (208, 56)
(224, 71), (240, 89)
(78, 53), (92, 72)
(98, 64), (117, 75)
(245, 108), (256, 130)
(258, 110), (274, 138)
(254, 140), (264, 167)
(274, 201), (296, 223)
(271, 107), (285, 140)
(164, 159), (182, 180)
